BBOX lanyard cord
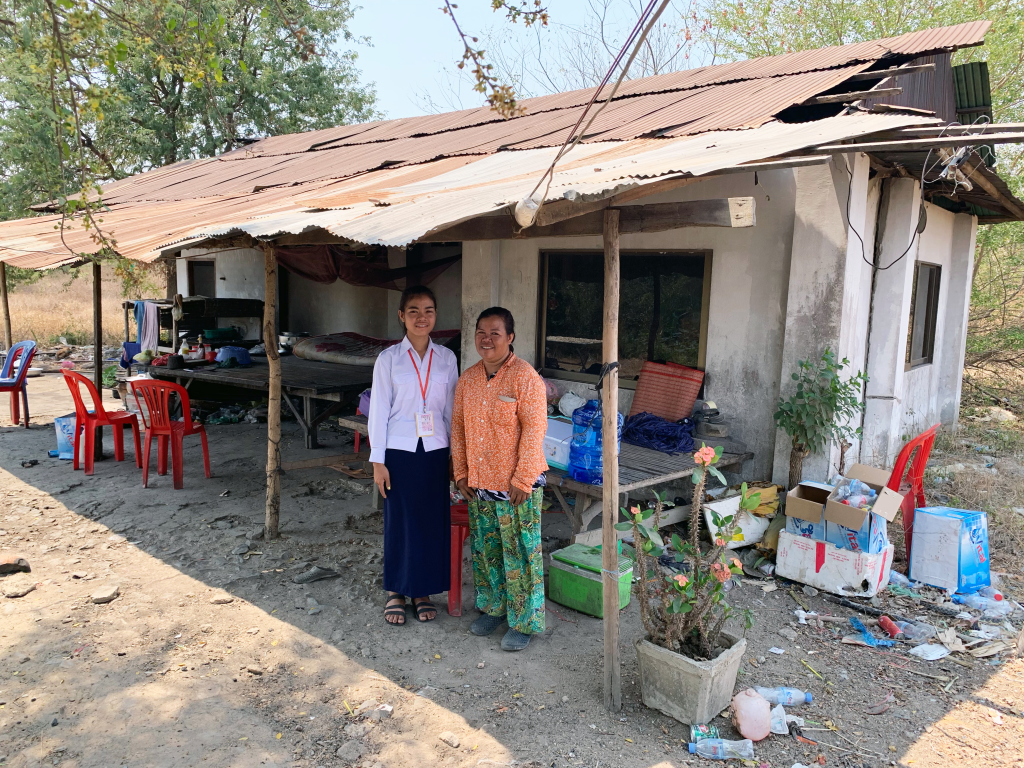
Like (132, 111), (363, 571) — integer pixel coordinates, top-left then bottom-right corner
(407, 348), (433, 413)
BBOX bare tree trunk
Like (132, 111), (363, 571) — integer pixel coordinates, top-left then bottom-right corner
(92, 261), (103, 453)
(0, 262), (11, 352)
(788, 445), (808, 490)
(264, 246), (281, 539)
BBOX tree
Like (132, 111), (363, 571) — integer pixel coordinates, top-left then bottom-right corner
(0, 1), (379, 233)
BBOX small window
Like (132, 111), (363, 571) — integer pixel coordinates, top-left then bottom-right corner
(906, 262), (941, 369)
(188, 260), (216, 298)
(540, 250), (710, 383)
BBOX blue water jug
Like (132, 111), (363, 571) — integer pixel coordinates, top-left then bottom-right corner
(568, 399), (623, 485)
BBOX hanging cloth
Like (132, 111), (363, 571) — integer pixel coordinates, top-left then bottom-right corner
(274, 245), (460, 290)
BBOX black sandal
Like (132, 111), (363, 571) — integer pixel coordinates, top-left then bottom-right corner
(413, 598), (437, 622)
(384, 594), (407, 626)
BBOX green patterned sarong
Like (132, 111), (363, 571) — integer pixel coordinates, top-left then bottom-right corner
(468, 488), (546, 635)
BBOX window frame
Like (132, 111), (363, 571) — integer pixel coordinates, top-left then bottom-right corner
(187, 259), (217, 298)
(905, 260), (942, 370)
(537, 248), (713, 388)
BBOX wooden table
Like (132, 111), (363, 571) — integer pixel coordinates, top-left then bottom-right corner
(547, 443), (752, 543)
(142, 356), (372, 449)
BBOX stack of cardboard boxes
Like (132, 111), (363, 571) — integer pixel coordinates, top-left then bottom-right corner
(776, 466), (903, 597)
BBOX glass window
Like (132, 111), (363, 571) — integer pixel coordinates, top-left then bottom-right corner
(906, 261), (941, 369)
(541, 250), (709, 382)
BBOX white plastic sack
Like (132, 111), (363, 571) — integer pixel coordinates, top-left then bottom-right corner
(558, 391), (586, 419)
(908, 643), (950, 661)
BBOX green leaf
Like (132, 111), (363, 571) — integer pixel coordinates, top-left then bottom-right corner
(167, 18), (178, 30)
(614, 522), (633, 531)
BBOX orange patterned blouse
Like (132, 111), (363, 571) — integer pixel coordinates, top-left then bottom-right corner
(451, 352), (549, 493)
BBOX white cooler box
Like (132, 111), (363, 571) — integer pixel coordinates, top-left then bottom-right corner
(776, 530), (893, 598)
(543, 417), (573, 471)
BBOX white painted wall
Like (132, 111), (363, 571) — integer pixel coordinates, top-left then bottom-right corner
(460, 169), (799, 480)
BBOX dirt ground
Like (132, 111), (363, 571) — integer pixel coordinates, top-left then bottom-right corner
(1, 373), (1023, 768)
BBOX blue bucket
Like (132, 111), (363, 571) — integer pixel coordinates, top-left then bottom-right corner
(54, 413), (78, 461)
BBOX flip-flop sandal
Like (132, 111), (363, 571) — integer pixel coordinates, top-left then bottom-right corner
(292, 565), (340, 584)
(413, 599), (437, 622)
(384, 596), (407, 626)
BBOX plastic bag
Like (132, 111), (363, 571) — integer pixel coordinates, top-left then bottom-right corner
(909, 643), (950, 661)
(558, 391), (586, 418)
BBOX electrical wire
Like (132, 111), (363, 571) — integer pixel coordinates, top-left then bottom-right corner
(521, 0), (672, 219)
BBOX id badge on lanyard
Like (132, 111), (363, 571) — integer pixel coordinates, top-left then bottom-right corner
(409, 347), (435, 438)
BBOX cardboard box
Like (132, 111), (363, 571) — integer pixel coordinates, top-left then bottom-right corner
(824, 464), (904, 530)
(543, 417), (573, 471)
(776, 530), (894, 598)
(909, 507), (991, 593)
(784, 482), (831, 540)
(825, 513), (890, 555)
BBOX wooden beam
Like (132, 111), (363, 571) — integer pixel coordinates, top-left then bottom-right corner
(534, 177), (703, 227)
(804, 87), (902, 105)
(0, 262), (11, 352)
(811, 131), (1024, 154)
(264, 245), (282, 539)
(92, 261), (103, 457)
(845, 63), (936, 82)
(419, 198), (754, 242)
(959, 158), (1024, 220)
(601, 208), (621, 713)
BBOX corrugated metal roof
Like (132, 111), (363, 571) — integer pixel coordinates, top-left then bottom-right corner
(0, 21), (1003, 268)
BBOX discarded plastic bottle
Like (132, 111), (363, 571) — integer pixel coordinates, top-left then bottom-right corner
(977, 586), (1003, 601)
(953, 593), (1006, 612)
(899, 621), (937, 641)
(688, 739), (755, 760)
(889, 571), (911, 588)
(753, 686), (813, 706)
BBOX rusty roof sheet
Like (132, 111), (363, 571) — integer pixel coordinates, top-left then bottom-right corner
(0, 21), (1001, 268)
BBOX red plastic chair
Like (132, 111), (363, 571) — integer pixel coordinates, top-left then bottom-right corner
(63, 371), (142, 474)
(886, 423), (939, 563)
(130, 379), (211, 489)
(449, 502), (470, 616)
(0, 341), (36, 427)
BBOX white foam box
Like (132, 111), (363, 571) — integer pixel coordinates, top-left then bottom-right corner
(543, 417), (573, 471)
(776, 530), (894, 598)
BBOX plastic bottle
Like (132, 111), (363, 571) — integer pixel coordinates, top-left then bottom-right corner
(753, 686), (813, 706)
(687, 739), (755, 760)
(731, 689), (771, 741)
(977, 586), (1003, 601)
(889, 571), (911, 588)
(897, 621), (937, 641)
(567, 400), (623, 485)
(953, 593), (1005, 612)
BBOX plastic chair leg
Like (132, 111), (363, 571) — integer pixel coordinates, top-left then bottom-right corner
(84, 424), (95, 476)
(10, 390), (18, 427)
(72, 422), (81, 471)
(170, 432), (184, 490)
(142, 431), (153, 488)
(448, 524), (469, 616)
(130, 420), (142, 468)
(157, 435), (168, 476)
(112, 424), (125, 462)
(200, 429), (211, 478)
(20, 384), (29, 428)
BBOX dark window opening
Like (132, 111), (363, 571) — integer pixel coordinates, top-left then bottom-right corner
(540, 250), (710, 383)
(906, 262), (941, 369)
(187, 260), (216, 298)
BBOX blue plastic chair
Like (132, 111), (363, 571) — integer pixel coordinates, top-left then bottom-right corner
(0, 340), (37, 427)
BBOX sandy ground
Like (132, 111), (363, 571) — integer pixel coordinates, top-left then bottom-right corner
(1, 373), (1024, 768)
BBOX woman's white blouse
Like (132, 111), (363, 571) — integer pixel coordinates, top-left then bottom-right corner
(367, 336), (458, 463)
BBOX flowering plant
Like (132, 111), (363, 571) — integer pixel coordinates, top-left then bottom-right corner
(619, 443), (754, 660)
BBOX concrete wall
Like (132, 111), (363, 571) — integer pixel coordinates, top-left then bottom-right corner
(460, 169), (800, 480)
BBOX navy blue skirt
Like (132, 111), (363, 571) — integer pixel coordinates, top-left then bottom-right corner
(383, 440), (451, 597)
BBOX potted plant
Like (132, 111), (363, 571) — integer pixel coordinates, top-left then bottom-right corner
(623, 444), (757, 725)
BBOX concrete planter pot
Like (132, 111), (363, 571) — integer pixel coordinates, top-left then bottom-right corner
(635, 632), (746, 725)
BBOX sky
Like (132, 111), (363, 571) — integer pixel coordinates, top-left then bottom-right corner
(346, 1), (601, 119)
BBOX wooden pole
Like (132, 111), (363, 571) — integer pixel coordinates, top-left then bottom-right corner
(601, 208), (621, 712)
(263, 245), (281, 539)
(0, 261), (12, 352)
(92, 261), (103, 457)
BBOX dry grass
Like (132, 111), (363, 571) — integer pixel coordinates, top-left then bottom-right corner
(4, 266), (133, 347)
(927, 417), (1024, 566)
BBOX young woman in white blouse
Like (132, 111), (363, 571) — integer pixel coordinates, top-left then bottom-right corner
(368, 285), (458, 625)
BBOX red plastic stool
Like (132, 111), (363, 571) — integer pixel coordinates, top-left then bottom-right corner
(449, 502), (470, 616)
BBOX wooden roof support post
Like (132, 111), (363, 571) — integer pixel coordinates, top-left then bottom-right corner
(0, 262), (11, 351)
(264, 245), (282, 539)
(92, 261), (103, 458)
(602, 208), (622, 713)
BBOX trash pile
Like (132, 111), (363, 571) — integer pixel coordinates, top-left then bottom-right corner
(205, 405), (268, 425)
(687, 685), (813, 760)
